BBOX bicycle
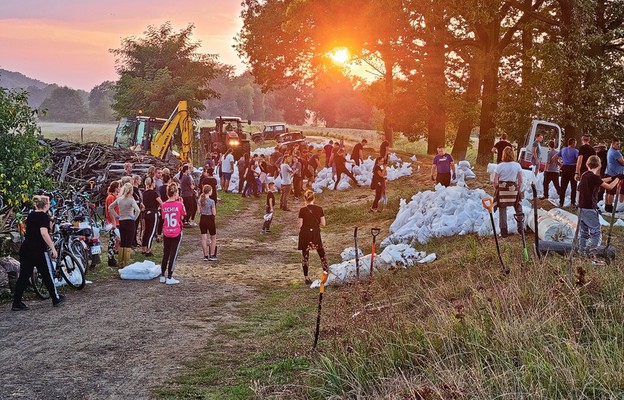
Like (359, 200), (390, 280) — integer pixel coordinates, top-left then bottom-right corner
(30, 223), (86, 299)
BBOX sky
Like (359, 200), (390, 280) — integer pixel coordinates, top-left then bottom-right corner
(0, 0), (245, 91)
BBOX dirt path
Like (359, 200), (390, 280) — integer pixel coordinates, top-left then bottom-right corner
(0, 199), (306, 399)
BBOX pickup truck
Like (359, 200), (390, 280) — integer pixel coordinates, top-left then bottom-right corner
(251, 124), (294, 144)
(275, 131), (307, 152)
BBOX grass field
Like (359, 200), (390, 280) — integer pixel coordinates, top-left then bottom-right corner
(36, 121), (624, 399)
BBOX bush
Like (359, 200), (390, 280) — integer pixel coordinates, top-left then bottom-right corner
(0, 88), (51, 207)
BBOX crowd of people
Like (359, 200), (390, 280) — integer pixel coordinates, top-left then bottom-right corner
(12, 133), (623, 311)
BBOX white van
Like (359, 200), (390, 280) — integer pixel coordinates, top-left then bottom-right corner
(518, 120), (564, 171)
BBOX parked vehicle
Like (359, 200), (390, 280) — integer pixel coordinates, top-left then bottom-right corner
(251, 124), (296, 144)
(275, 131), (307, 152)
(200, 116), (252, 160)
(518, 120), (563, 171)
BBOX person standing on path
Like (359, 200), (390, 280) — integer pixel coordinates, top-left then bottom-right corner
(541, 140), (561, 200)
(577, 155), (620, 262)
(369, 156), (387, 212)
(493, 146), (524, 238)
(298, 190), (329, 285)
(379, 140), (390, 164)
(352, 139), (367, 166)
(199, 167), (218, 205)
(531, 132), (544, 176)
(108, 183), (141, 268)
(280, 155), (294, 211)
(220, 148), (235, 193)
(576, 135), (596, 180)
(333, 148), (360, 190)
(431, 145), (456, 187)
(605, 138), (624, 212)
(160, 183), (186, 284)
(179, 165), (196, 226)
(199, 185), (217, 262)
(491, 133), (512, 163)
(323, 140), (334, 167)
(292, 155), (303, 199)
(559, 138), (579, 208)
(12, 195), (65, 311)
(261, 182), (276, 234)
(131, 175), (143, 247)
(141, 177), (162, 257)
(105, 181), (121, 267)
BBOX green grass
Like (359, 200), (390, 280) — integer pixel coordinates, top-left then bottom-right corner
(153, 285), (315, 399)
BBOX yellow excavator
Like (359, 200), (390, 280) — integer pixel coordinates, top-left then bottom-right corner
(113, 100), (194, 163)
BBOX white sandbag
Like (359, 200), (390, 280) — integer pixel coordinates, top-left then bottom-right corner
(341, 247), (364, 261)
(118, 260), (161, 280)
(527, 208), (574, 242)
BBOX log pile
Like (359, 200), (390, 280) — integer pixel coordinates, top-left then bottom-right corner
(44, 139), (180, 204)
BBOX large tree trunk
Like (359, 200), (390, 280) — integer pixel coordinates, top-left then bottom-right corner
(476, 20), (501, 165)
(452, 62), (482, 160)
(424, 9), (447, 155)
(382, 56), (395, 146)
(558, 0), (581, 141)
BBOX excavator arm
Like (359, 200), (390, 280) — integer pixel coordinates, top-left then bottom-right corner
(150, 100), (193, 163)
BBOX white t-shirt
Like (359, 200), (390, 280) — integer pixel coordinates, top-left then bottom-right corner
(221, 154), (235, 173)
(495, 161), (522, 182)
(280, 163), (293, 185)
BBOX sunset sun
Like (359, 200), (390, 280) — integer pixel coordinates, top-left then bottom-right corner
(329, 48), (350, 64)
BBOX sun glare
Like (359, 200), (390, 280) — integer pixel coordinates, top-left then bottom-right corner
(329, 48), (350, 65)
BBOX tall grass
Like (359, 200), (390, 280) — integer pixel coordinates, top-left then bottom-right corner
(306, 249), (624, 399)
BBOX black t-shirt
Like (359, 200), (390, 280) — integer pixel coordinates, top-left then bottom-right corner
(578, 171), (604, 209)
(334, 154), (347, 171)
(309, 154), (320, 170)
(23, 211), (50, 253)
(142, 189), (161, 211)
(578, 144), (596, 174)
(266, 192), (275, 208)
(352, 143), (363, 160)
(597, 150), (608, 175)
(494, 140), (512, 163)
(371, 165), (383, 188)
(298, 204), (324, 229)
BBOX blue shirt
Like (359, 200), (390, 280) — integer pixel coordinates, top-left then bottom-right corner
(606, 148), (624, 176)
(558, 147), (578, 166)
(433, 153), (454, 174)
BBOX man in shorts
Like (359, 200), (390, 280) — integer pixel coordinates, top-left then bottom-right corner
(431, 145), (455, 187)
(220, 148), (235, 192)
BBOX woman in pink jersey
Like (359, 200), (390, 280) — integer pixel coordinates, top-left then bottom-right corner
(159, 182), (186, 284)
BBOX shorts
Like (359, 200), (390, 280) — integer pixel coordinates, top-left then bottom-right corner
(436, 172), (451, 187)
(222, 172), (232, 181)
(200, 214), (216, 236)
(607, 175), (624, 195)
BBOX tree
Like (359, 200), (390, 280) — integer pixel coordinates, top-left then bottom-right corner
(110, 22), (220, 119)
(39, 86), (88, 122)
(0, 88), (51, 207)
(88, 81), (115, 122)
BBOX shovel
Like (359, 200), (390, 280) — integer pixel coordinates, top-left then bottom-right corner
(354, 227), (360, 280)
(482, 198), (509, 275)
(370, 228), (381, 278)
(312, 270), (329, 351)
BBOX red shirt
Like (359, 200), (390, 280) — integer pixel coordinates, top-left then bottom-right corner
(105, 194), (119, 226)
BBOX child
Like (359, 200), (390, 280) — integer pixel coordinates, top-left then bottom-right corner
(577, 155), (620, 263)
(199, 185), (217, 261)
(160, 182), (186, 284)
(262, 182), (276, 234)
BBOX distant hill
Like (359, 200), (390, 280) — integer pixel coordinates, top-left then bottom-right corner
(0, 68), (49, 90)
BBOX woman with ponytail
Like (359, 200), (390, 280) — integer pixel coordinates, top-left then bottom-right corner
(159, 182), (186, 284)
(108, 182), (140, 268)
(199, 185), (217, 261)
(297, 190), (329, 285)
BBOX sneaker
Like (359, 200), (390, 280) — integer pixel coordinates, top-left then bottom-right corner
(144, 252), (154, 257)
(260, 230), (265, 234)
(304, 277), (312, 285)
(53, 294), (66, 307)
(209, 256), (218, 261)
(166, 277), (180, 285)
(189, 221), (198, 227)
(108, 258), (118, 267)
(203, 256), (210, 261)
(538, 196), (546, 200)
(159, 276), (166, 283)
(11, 302), (28, 311)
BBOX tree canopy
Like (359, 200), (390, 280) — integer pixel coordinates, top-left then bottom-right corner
(110, 22), (220, 119)
(0, 88), (51, 207)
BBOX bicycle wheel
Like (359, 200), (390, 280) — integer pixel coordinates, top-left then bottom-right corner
(58, 251), (86, 289)
(69, 238), (89, 273)
(30, 268), (51, 300)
